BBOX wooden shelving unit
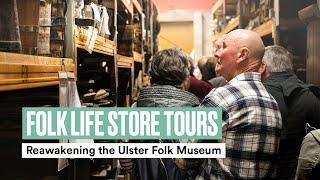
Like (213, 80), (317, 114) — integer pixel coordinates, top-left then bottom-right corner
(253, 19), (275, 37)
(75, 28), (116, 56)
(133, 51), (143, 63)
(211, 0), (314, 82)
(0, 52), (74, 92)
(211, 0), (277, 44)
(212, 16), (240, 42)
(117, 54), (133, 68)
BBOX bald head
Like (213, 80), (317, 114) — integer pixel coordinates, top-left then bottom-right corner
(214, 29), (265, 80)
(226, 29), (265, 61)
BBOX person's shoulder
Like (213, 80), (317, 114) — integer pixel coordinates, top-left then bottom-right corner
(208, 84), (233, 95)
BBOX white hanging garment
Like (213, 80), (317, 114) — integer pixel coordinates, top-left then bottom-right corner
(57, 72), (94, 172)
(90, 2), (101, 22)
(99, 7), (111, 36)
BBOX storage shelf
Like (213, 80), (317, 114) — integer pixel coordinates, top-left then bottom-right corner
(212, 16), (240, 42)
(75, 28), (116, 56)
(0, 52), (74, 92)
(133, 51), (143, 63)
(253, 19), (274, 37)
(117, 54), (133, 68)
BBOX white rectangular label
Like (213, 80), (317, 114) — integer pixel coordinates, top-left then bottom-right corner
(22, 143), (225, 158)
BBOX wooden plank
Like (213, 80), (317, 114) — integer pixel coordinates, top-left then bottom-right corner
(0, 63), (74, 73)
(0, 52), (73, 65)
(76, 29), (116, 48)
(0, 81), (58, 92)
(117, 55), (133, 65)
(76, 41), (115, 56)
(117, 62), (131, 68)
(132, 0), (143, 15)
(75, 28), (116, 56)
(133, 51), (143, 63)
(298, 4), (320, 23)
(0, 77), (58, 85)
(253, 19), (274, 37)
(0, 73), (56, 79)
(75, 38), (115, 52)
(0, 52), (74, 91)
(212, 0), (223, 14)
(213, 15), (239, 42)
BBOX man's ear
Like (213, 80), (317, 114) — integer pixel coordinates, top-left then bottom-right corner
(258, 63), (269, 80)
(237, 47), (249, 63)
(258, 63), (266, 74)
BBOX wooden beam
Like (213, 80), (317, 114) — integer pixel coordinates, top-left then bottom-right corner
(0, 81), (59, 92)
(117, 62), (131, 68)
(0, 52), (75, 92)
(0, 52), (73, 65)
(132, 0), (143, 15)
(0, 77), (58, 85)
(298, 4), (320, 23)
(75, 28), (116, 56)
(212, 0), (223, 14)
(0, 63), (74, 73)
(117, 54), (133, 65)
(133, 51), (143, 63)
(253, 19), (274, 37)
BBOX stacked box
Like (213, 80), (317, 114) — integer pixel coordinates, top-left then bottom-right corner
(117, 24), (143, 56)
(51, 0), (66, 57)
(37, 1), (51, 55)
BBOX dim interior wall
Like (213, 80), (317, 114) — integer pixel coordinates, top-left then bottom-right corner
(158, 21), (194, 54)
(193, 11), (213, 60)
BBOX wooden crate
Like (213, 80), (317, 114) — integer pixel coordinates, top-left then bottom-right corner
(117, 24), (143, 56)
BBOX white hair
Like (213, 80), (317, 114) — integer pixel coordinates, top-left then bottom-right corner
(262, 45), (294, 73)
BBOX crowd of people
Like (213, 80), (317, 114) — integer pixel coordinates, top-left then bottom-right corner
(120, 29), (320, 180)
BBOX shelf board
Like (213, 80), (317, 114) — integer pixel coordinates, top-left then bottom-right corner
(0, 81), (59, 92)
(133, 51), (143, 63)
(212, 15), (240, 42)
(0, 52), (74, 92)
(117, 54), (133, 68)
(75, 28), (116, 56)
(132, 0), (143, 15)
(212, 0), (223, 14)
(253, 19), (274, 37)
(119, 0), (133, 15)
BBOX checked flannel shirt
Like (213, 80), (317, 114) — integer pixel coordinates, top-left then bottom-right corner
(200, 72), (282, 179)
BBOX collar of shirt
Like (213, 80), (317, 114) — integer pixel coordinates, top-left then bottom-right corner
(228, 72), (261, 84)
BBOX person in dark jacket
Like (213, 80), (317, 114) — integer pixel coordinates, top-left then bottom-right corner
(259, 45), (320, 179)
(187, 58), (213, 101)
(123, 48), (201, 180)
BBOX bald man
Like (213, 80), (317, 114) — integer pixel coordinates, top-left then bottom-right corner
(199, 29), (282, 179)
